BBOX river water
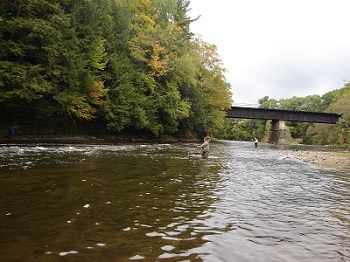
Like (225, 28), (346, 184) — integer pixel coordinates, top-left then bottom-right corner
(0, 140), (349, 261)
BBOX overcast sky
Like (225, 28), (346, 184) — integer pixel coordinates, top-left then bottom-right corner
(188, 0), (350, 105)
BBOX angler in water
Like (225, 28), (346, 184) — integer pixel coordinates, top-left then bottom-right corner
(200, 136), (210, 159)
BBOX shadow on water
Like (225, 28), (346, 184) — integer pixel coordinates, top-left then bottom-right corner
(0, 140), (349, 261)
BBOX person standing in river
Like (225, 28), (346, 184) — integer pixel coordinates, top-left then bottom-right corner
(200, 136), (210, 159)
(254, 137), (258, 148)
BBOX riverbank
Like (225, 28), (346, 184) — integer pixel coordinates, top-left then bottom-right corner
(290, 150), (350, 169)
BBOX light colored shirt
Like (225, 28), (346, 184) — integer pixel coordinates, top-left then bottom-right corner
(201, 141), (210, 152)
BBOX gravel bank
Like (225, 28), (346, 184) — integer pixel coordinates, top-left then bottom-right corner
(290, 150), (350, 169)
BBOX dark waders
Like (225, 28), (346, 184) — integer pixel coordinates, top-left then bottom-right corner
(202, 151), (209, 159)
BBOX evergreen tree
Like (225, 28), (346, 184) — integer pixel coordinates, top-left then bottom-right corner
(0, 0), (68, 120)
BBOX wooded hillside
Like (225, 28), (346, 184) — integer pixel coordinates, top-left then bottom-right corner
(0, 0), (232, 138)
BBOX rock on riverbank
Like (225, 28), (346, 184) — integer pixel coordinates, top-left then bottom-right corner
(291, 150), (350, 169)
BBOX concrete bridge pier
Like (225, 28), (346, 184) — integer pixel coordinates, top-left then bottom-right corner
(267, 120), (288, 145)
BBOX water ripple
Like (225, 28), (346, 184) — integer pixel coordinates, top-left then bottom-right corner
(0, 141), (349, 261)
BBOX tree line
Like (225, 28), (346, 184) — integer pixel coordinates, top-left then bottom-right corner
(220, 82), (350, 146)
(0, 0), (232, 138)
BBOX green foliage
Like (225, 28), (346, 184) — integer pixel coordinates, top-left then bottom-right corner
(219, 118), (266, 141)
(183, 38), (232, 137)
(303, 84), (350, 146)
(0, 0), (65, 111)
(0, 0), (233, 137)
(258, 96), (279, 109)
(328, 83), (350, 124)
(306, 124), (337, 145)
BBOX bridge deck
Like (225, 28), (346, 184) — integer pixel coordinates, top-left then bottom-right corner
(226, 107), (340, 124)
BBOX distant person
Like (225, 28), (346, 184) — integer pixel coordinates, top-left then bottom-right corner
(200, 136), (210, 159)
(254, 137), (258, 148)
(9, 127), (15, 137)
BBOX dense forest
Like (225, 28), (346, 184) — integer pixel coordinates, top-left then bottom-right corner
(0, 0), (232, 139)
(0, 0), (349, 145)
(220, 82), (350, 146)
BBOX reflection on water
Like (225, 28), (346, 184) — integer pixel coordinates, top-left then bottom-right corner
(0, 141), (349, 261)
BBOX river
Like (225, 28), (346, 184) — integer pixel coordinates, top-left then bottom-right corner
(0, 140), (349, 261)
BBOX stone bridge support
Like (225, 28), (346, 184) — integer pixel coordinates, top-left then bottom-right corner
(267, 120), (288, 145)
